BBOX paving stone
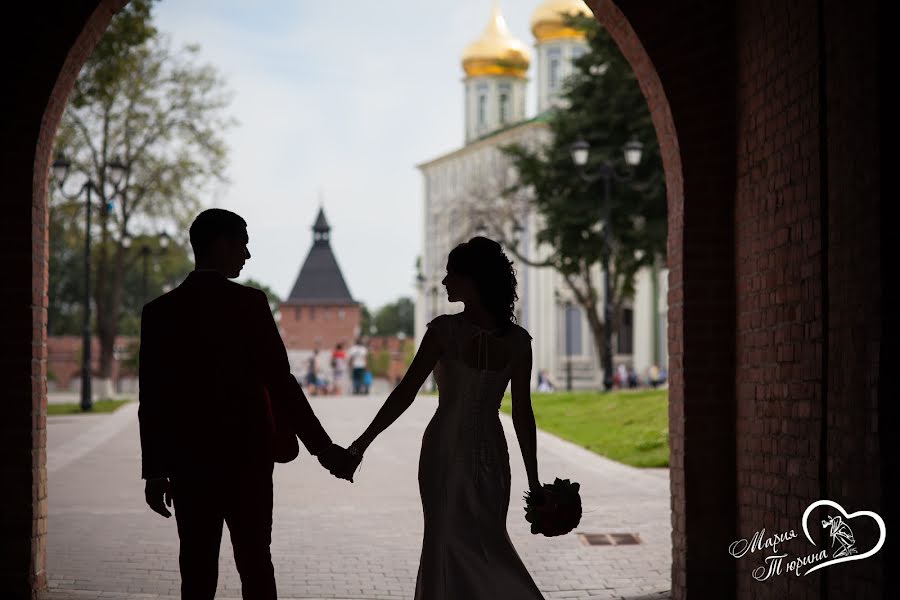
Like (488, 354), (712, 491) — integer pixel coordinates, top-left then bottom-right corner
(43, 394), (671, 599)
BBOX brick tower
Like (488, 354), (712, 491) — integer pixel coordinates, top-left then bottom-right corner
(279, 207), (361, 370)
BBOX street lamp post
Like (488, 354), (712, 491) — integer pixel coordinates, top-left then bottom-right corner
(123, 232), (170, 307)
(52, 154), (128, 411)
(569, 136), (643, 391)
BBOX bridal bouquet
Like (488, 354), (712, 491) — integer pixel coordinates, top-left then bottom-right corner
(524, 478), (582, 537)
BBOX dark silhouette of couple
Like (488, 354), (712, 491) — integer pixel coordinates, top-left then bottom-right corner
(139, 208), (545, 599)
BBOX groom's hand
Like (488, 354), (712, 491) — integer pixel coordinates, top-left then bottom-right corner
(317, 444), (354, 482)
(145, 477), (173, 518)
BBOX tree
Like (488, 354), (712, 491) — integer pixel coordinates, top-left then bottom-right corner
(373, 297), (415, 337)
(482, 14), (666, 375)
(51, 0), (235, 396)
(359, 304), (374, 337)
(49, 193), (194, 337)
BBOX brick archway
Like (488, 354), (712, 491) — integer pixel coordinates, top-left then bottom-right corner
(2, 1), (722, 597)
(0, 1), (126, 595)
(1, 1), (886, 599)
(588, 2), (738, 596)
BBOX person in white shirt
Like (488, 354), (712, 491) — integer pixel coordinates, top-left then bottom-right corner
(348, 338), (369, 395)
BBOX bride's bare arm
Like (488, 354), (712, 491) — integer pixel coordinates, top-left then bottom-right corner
(511, 339), (540, 491)
(352, 326), (442, 452)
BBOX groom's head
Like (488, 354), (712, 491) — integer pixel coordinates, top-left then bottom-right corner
(189, 208), (250, 278)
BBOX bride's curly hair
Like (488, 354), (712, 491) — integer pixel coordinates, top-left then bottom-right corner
(448, 236), (518, 333)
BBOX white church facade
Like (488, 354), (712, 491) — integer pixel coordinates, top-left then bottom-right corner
(415, 0), (668, 390)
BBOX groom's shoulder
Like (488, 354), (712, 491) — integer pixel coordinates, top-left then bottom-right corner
(225, 280), (270, 312)
(230, 280), (267, 302)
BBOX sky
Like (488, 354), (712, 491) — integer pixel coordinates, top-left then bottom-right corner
(154, 0), (546, 310)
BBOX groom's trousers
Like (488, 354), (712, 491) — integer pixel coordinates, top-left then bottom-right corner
(171, 461), (277, 600)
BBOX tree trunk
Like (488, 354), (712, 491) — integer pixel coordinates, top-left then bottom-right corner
(563, 275), (609, 388)
(94, 201), (121, 399)
(583, 300), (608, 385)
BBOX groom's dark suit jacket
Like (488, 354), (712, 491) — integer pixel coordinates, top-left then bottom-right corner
(138, 270), (332, 480)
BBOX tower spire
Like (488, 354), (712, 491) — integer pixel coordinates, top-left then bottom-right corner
(312, 205), (331, 245)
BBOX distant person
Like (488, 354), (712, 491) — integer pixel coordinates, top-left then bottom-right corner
(537, 369), (555, 392)
(305, 349), (321, 395)
(616, 363), (628, 389)
(648, 364), (661, 387)
(330, 342), (347, 395)
(348, 338), (368, 394)
(627, 366), (639, 388)
(137, 208), (352, 599)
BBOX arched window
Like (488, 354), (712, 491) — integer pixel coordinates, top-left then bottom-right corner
(499, 93), (510, 124)
(477, 94), (487, 127)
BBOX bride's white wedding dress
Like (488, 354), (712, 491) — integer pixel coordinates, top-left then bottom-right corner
(415, 313), (544, 600)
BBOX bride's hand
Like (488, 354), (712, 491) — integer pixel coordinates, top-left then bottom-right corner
(341, 443), (364, 480)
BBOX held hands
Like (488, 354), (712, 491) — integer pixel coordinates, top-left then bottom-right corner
(317, 443), (361, 482)
(145, 477), (174, 518)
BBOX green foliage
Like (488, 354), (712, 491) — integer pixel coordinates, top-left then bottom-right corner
(47, 399), (132, 416)
(369, 349), (391, 377)
(48, 201), (88, 335)
(49, 217), (194, 335)
(500, 388), (669, 467)
(500, 15), (666, 344)
(50, 2), (235, 373)
(503, 15), (665, 274)
(359, 304), (374, 336)
(403, 339), (415, 368)
(371, 297), (414, 336)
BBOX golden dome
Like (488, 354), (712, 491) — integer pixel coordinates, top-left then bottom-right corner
(530, 0), (593, 43)
(462, 5), (531, 79)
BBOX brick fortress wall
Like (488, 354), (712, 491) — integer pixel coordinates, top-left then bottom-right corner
(278, 302), (361, 353)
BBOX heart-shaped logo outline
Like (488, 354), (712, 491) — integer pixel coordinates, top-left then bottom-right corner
(801, 499), (886, 575)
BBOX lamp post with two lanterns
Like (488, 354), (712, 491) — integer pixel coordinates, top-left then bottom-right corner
(568, 136), (643, 391)
(122, 232), (171, 307)
(51, 154), (129, 411)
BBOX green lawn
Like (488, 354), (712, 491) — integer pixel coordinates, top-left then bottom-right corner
(47, 399), (133, 416)
(500, 389), (669, 468)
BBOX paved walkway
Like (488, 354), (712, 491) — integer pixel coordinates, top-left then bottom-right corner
(42, 394), (672, 600)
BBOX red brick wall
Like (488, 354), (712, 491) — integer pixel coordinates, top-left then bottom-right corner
(46, 336), (139, 390)
(734, 2), (823, 596)
(594, 1), (739, 595)
(278, 302), (361, 351)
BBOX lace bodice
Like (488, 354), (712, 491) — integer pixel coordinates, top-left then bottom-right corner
(427, 312), (531, 374)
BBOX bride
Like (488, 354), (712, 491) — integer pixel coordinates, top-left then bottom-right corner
(336, 236), (545, 599)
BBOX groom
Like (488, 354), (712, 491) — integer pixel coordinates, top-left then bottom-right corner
(138, 208), (353, 599)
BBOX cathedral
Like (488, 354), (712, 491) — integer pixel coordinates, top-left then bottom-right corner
(414, 0), (668, 389)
